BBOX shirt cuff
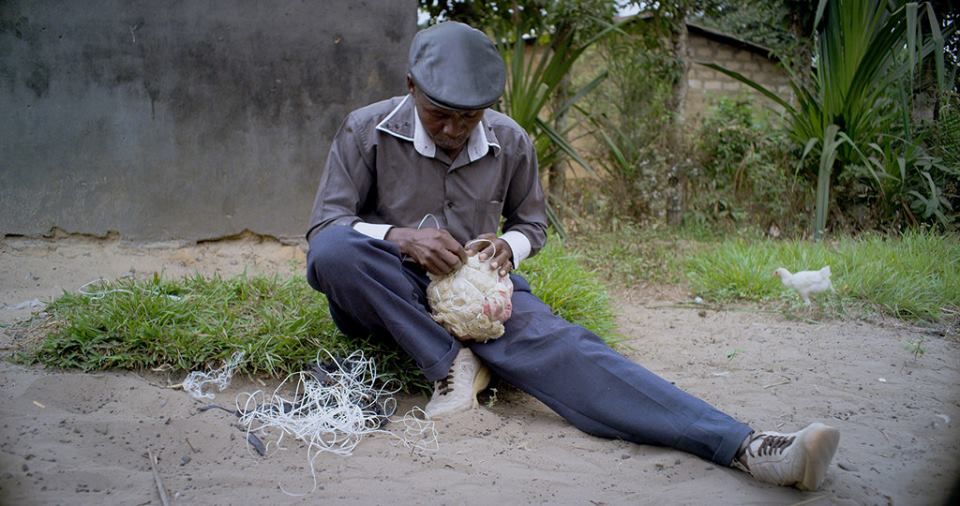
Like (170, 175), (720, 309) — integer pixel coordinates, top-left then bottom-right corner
(353, 222), (393, 240)
(500, 230), (531, 269)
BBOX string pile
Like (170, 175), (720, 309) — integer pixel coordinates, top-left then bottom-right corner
(78, 278), (135, 299)
(235, 350), (437, 496)
(78, 276), (183, 301)
(182, 351), (246, 400)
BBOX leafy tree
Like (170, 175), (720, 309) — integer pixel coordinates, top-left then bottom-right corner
(420, 0), (543, 34)
(575, 12), (679, 226)
(420, 0), (614, 41)
(695, 0), (818, 82)
(621, 1), (705, 143)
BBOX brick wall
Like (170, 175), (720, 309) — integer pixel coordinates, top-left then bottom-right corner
(685, 31), (792, 124)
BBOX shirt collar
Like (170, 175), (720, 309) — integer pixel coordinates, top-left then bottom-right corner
(376, 94), (501, 161)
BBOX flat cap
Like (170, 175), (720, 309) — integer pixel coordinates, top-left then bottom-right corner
(408, 22), (505, 111)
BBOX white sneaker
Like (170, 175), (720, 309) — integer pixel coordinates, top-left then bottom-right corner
(733, 422), (840, 491)
(424, 348), (490, 419)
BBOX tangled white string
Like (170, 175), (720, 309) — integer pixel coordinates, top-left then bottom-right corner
(182, 351), (246, 400)
(79, 277), (183, 301)
(78, 278), (135, 299)
(235, 350), (437, 496)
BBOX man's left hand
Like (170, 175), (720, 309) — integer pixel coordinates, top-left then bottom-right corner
(466, 233), (513, 277)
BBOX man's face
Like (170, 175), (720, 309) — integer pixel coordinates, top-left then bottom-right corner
(410, 84), (484, 156)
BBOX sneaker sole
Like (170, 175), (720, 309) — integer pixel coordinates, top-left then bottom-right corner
(799, 423), (840, 491)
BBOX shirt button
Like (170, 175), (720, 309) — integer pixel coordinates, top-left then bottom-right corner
(445, 201), (454, 209)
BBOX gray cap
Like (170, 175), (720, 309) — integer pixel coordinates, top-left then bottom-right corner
(408, 22), (506, 111)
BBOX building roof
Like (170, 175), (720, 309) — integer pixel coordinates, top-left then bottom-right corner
(617, 13), (778, 61)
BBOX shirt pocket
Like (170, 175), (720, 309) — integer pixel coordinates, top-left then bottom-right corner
(474, 200), (504, 235)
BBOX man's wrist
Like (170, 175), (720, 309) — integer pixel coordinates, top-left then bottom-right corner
(384, 226), (412, 251)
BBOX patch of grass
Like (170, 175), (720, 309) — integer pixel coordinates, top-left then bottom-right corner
(563, 222), (775, 288)
(685, 230), (960, 321)
(518, 237), (618, 341)
(833, 232), (960, 320)
(565, 224), (712, 286)
(23, 272), (380, 375)
(21, 241), (616, 392)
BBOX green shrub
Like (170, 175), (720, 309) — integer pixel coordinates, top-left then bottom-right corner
(570, 19), (677, 227)
(705, 1), (954, 236)
(690, 97), (799, 231)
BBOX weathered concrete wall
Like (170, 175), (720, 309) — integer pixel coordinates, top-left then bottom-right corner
(0, 0), (416, 241)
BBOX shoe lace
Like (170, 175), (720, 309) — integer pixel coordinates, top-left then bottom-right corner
(749, 433), (796, 457)
(435, 364), (457, 396)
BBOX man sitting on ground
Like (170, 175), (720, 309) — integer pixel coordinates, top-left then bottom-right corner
(305, 21), (840, 491)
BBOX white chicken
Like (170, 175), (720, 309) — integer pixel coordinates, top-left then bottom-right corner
(773, 266), (833, 305)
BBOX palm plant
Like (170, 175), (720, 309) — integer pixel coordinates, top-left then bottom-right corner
(702, 0), (951, 238)
(496, 18), (623, 237)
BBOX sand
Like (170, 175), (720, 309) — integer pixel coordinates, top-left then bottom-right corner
(1, 234), (958, 505)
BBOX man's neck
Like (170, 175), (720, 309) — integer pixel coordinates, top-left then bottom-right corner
(442, 145), (464, 160)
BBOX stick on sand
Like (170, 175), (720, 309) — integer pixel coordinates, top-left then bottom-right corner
(147, 449), (171, 506)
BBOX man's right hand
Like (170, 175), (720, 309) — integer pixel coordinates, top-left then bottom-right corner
(386, 227), (467, 276)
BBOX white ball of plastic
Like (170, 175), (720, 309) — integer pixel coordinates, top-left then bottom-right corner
(427, 255), (514, 342)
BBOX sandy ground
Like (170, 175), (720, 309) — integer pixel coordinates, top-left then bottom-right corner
(1, 234), (958, 506)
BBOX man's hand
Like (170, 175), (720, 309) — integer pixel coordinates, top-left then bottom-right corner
(466, 233), (513, 277)
(386, 227), (467, 276)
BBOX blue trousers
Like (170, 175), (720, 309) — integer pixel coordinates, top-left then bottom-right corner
(306, 226), (752, 465)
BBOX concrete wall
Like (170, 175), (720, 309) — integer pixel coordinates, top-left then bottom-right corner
(0, 0), (417, 241)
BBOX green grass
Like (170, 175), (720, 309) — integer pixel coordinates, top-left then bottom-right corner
(20, 227), (956, 391)
(26, 273), (351, 373)
(518, 237), (618, 341)
(21, 240), (616, 392)
(565, 224), (711, 285)
(566, 224), (957, 321)
(685, 230), (960, 320)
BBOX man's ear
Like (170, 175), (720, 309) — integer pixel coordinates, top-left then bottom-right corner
(406, 74), (416, 95)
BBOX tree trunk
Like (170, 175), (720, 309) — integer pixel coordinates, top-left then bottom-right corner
(668, 21), (689, 146)
(548, 73), (570, 201)
(666, 12), (689, 227)
(788, 7), (815, 93)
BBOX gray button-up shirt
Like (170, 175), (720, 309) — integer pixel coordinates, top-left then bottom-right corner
(307, 94), (548, 260)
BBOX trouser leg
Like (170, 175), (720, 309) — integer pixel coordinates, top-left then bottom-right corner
(307, 226), (749, 465)
(470, 275), (752, 466)
(306, 225), (459, 381)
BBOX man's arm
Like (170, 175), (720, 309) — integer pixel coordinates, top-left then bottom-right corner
(307, 112), (467, 276)
(466, 127), (546, 276)
(306, 113), (374, 241)
(498, 129), (548, 266)
(387, 227), (467, 276)
(353, 222), (468, 277)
